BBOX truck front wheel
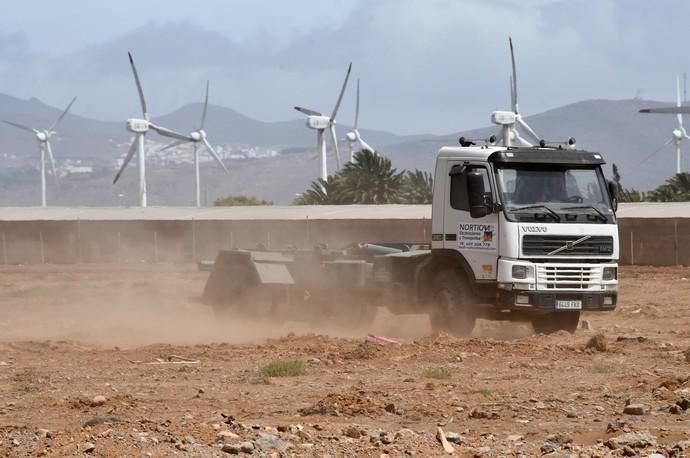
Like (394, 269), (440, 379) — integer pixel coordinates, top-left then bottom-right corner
(429, 270), (477, 337)
(531, 311), (580, 334)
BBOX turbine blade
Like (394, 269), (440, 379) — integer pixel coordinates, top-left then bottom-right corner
(329, 62), (352, 122)
(354, 78), (360, 129)
(1, 120), (37, 133)
(516, 116), (541, 144)
(639, 106), (690, 114)
(128, 52), (149, 120)
(113, 138), (138, 184)
(157, 139), (189, 153)
(149, 123), (191, 141)
(512, 128), (531, 147)
(294, 106), (322, 116)
(202, 137), (229, 174)
(45, 140), (58, 183)
(49, 96), (77, 132)
(355, 130), (374, 152)
(200, 80), (209, 129)
(509, 36), (518, 114)
(329, 124), (341, 169)
(677, 75), (683, 127)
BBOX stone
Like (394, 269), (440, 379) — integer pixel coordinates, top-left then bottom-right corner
(91, 395), (107, 407)
(584, 334), (607, 352)
(506, 434), (524, 442)
(541, 442), (557, 454)
(580, 319), (593, 331)
(184, 435), (197, 446)
(677, 398), (690, 410)
(83, 416), (127, 427)
(240, 441), (254, 453)
(469, 407), (499, 419)
(623, 403), (649, 415)
(380, 432), (395, 445)
(604, 431), (657, 449)
(217, 431), (240, 442)
(221, 443), (242, 454)
(546, 433), (572, 444)
(394, 429), (417, 440)
(36, 429), (52, 439)
(343, 425), (362, 439)
(81, 442), (96, 453)
(131, 432), (148, 443)
(647, 454), (665, 458)
(254, 433), (292, 452)
(673, 440), (690, 451)
(445, 432), (464, 444)
(384, 403), (403, 415)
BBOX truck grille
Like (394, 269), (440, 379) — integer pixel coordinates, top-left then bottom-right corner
(536, 265), (598, 290)
(522, 235), (613, 256)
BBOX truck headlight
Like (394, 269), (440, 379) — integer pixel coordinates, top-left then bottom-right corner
(512, 265), (530, 279)
(602, 267), (617, 281)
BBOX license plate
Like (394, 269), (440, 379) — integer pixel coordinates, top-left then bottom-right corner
(556, 300), (582, 310)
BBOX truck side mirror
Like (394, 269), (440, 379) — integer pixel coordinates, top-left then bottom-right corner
(607, 180), (618, 212)
(467, 171), (491, 218)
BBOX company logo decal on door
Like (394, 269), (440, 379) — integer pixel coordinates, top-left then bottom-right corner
(457, 223), (496, 250)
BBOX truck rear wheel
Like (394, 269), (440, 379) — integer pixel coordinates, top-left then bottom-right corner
(429, 270), (477, 337)
(208, 266), (255, 322)
(531, 311), (580, 334)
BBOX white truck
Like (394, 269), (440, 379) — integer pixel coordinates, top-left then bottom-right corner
(202, 143), (619, 335)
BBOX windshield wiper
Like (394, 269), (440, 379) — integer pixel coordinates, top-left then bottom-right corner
(508, 204), (561, 222)
(562, 205), (608, 223)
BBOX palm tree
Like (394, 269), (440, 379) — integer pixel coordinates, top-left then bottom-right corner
(293, 176), (344, 205)
(403, 169), (433, 204)
(648, 172), (690, 201)
(339, 149), (405, 204)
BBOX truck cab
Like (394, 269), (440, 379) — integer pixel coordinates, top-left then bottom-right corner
(425, 144), (619, 334)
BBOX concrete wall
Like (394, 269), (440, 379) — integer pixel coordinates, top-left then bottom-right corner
(0, 217), (685, 266)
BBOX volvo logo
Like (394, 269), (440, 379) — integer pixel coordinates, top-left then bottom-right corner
(521, 226), (547, 233)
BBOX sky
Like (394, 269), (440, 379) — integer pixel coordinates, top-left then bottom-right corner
(0, 0), (689, 135)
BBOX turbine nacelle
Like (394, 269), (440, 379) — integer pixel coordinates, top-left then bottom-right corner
(673, 128), (684, 140)
(345, 131), (357, 142)
(306, 115), (332, 130)
(190, 130), (207, 142)
(491, 110), (517, 126)
(35, 131), (49, 142)
(127, 118), (149, 133)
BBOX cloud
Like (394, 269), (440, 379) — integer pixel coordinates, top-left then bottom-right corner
(0, 0), (688, 134)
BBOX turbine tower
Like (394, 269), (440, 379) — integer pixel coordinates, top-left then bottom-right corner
(114, 52), (192, 207)
(294, 63), (352, 182)
(2, 96), (77, 207)
(345, 78), (374, 161)
(639, 75), (690, 174)
(157, 81), (229, 207)
(491, 36), (541, 147)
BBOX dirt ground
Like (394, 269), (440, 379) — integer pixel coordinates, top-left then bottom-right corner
(1, 264), (689, 457)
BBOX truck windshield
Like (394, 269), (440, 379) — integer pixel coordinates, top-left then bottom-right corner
(494, 164), (614, 222)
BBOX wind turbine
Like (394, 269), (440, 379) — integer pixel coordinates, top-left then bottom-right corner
(157, 81), (229, 207)
(294, 63), (352, 183)
(113, 52), (192, 207)
(491, 36), (541, 147)
(639, 74), (690, 174)
(2, 96), (76, 207)
(345, 78), (374, 161)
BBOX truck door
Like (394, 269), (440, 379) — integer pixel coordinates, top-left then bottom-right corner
(444, 162), (499, 280)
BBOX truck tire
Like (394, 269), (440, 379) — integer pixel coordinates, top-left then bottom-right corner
(429, 269), (477, 337)
(210, 266), (254, 322)
(531, 311), (580, 334)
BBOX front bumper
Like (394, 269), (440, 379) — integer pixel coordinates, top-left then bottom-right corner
(496, 289), (617, 311)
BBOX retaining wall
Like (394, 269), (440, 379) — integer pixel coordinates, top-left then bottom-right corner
(0, 217), (685, 266)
